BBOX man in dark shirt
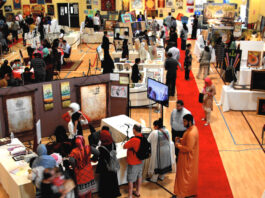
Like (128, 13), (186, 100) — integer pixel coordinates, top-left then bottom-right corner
(165, 52), (181, 96)
(30, 53), (46, 82)
(0, 60), (12, 79)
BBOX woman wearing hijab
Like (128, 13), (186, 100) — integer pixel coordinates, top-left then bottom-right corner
(180, 23), (188, 50)
(32, 144), (56, 168)
(69, 136), (96, 198)
(147, 118), (172, 182)
(96, 127), (121, 198)
(122, 31), (129, 59)
(196, 46), (211, 79)
(169, 27), (178, 45)
(202, 77), (216, 126)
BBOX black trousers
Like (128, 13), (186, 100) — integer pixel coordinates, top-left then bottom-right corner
(166, 75), (176, 96)
(171, 129), (186, 162)
(185, 68), (190, 80)
(12, 30), (18, 41)
(181, 39), (186, 50)
(191, 28), (197, 39)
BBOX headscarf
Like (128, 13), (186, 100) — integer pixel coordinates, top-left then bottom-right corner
(100, 129), (113, 146)
(69, 102), (80, 113)
(72, 135), (89, 169)
(51, 153), (63, 167)
(204, 77), (212, 88)
(32, 144), (56, 168)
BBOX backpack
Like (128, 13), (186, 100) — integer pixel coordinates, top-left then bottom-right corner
(134, 136), (151, 160)
(101, 144), (120, 172)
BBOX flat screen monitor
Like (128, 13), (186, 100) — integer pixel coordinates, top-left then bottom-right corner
(147, 78), (169, 107)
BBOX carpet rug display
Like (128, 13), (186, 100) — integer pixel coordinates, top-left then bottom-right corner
(61, 60), (83, 71)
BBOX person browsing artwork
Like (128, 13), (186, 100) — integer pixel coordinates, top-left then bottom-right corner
(131, 58), (142, 83)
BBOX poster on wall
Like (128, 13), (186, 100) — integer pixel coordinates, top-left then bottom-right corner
(47, 5), (54, 16)
(176, 0), (183, 9)
(80, 84), (107, 122)
(223, 49), (242, 72)
(37, 0), (45, 4)
(4, 6), (12, 12)
(30, 0), (37, 3)
(101, 0), (115, 11)
(45, 0), (52, 3)
(145, 0), (155, 10)
(247, 51), (262, 67)
(186, 0), (194, 6)
(13, 0), (21, 9)
(23, 5), (31, 17)
(43, 84), (54, 111)
(111, 86), (128, 98)
(6, 96), (34, 133)
(257, 98), (265, 116)
(233, 22), (242, 37)
(61, 81), (71, 108)
(122, 0), (130, 11)
(31, 5), (45, 18)
(132, 0), (143, 9)
(187, 6), (194, 13)
(166, 0), (174, 8)
(121, 14), (132, 23)
(157, 0), (165, 8)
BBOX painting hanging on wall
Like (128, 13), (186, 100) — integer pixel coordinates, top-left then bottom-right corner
(30, 0), (37, 3)
(43, 83), (54, 111)
(166, 0), (174, 8)
(4, 6), (12, 12)
(47, 5), (54, 16)
(31, 5), (45, 18)
(61, 81), (71, 108)
(23, 5), (31, 17)
(45, 0), (52, 3)
(187, 6), (194, 13)
(247, 51), (262, 67)
(132, 0), (143, 9)
(13, 0), (21, 9)
(122, 0), (130, 11)
(157, 0), (165, 8)
(176, 0), (183, 9)
(145, 0), (155, 10)
(37, 0), (45, 4)
(80, 84), (107, 122)
(5, 95), (34, 134)
(186, 0), (194, 6)
(101, 0), (115, 11)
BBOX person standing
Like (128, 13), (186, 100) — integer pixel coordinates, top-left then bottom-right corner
(165, 52), (180, 96)
(10, 18), (19, 42)
(102, 31), (114, 73)
(169, 27), (178, 44)
(196, 46), (211, 79)
(30, 53), (46, 82)
(202, 77), (216, 126)
(137, 12), (145, 21)
(131, 58), (142, 83)
(0, 60), (12, 79)
(170, 100), (191, 162)
(180, 23), (188, 50)
(147, 118), (172, 182)
(70, 111), (88, 137)
(165, 12), (172, 30)
(214, 37), (225, 74)
(96, 129), (121, 198)
(184, 43), (192, 80)
(174, 114), (199, 198)
(191, 15), (198, 39)
(69, 136), (96, 198)
(122, 31), (129, 59)
(93, 13), (100, 32)
(123, 124), (143, 198)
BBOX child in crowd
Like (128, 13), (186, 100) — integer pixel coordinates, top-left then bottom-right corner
(184, 43), (192, 80)
(12, 59), (22, 70)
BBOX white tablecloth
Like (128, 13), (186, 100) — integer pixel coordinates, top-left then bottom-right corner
(80, 32), (104, 44)
(64, 32), (80, 49)
(220, 85), (265, 112)
(0, 138), (35, 198)
(112, 50), (140, 61)
(237, 68), (252, 85)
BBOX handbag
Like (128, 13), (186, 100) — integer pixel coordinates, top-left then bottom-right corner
(199, 93), (204, 103)
(100, 144), (120, 172)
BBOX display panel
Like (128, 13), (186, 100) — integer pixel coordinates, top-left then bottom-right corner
(250, 70), (265, 92)
(147, 78), (168, 107)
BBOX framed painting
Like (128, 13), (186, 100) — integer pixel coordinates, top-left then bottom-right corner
(47, 5), (54, 16)
(157, 0), (165, 8)
(79, 84), (107, 123)
(104, 20), (117, 31)
(2, 92), (36, 141)
(145, 0), (155, 10)
(43, 83), (54, 111)
(37, 0), (45, 4)
(61, 81), (71, 108)
(257, 98), (265, 116)
(4, 6), (12, 12)
(13, 0), (21, 9)
(247, 51), (262, 67)
(101, 0), (115, 11)
(114, 39), (123, 51)
(176, 0), (183, 9)
(131, 0), (143, 9)
(166, 0), (174, 8)
(45, 0), (52, 3)
(30, 0), (37, 3)
(23, 5), (31, 17)
(122, 0), (130, 11)
(111, 85), (128, 98)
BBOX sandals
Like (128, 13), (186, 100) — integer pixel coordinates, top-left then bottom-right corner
(133, 191), (140, 197)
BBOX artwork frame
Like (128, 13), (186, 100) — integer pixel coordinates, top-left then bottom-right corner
(145, 0), (155, 10)
(47, 5), (54, 16)
(30, 0), (37, 3)
(23, 5), (31, 17)
(43, 83), (54, 111)
(61, 81), (71, 108)
(104, 20), (117, 31)
(166, 0), (174, 8)
(37, 0), (45, 4)
(257, 98), (265, 116)
(13, 0), (21, 9)
(2, 92), (36, 141)
(101, 0), (115, 11)
(158, 0), (165, 8)
(175, 0), (183, 9)
(247, 51), (262, 67)
(114, 39), (123, 51)
(122, 0), (130, 11)
(131, 0), (143, 9)
(4, 6), (12, 12)
(45, 0), (52, 3)
(111, 85), (128, 98)
(78, 83), (108, 125)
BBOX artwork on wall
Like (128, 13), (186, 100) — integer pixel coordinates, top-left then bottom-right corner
(166, 0), (174, 8)
(145, 0), (155, 10)
(176, 0), (183, 9)
(87, 5), (92, 9)
(187, 6), (194, 13)
(13, 0), (21, 9)
(23, 5), (31, 17)
(122, 0), (130, 11)
(186, 0), (194, 6)
(31, 5), (45, 17)
(5, 96), (34, 134)
(45, 0), (52, 3)
(4, 6), (12, 12)
(5, 13), (14, 22)
(101, 0), (115, 11)
(147, 10), (158, 18)
(157, 0), (165, 8)
(37, 0), (45, 4)
(114, 40), (123, 51)
(111, 86), (128, 98)
(86, 0), (91, 4)
(105, 20), (117, 31)
(43, 84), (54, 111)
(30, 0), (37, 3)
(61, 81), (71, 108)
(47, 5), (54, 16)
(121, 13), (132, 23)
(132, 0), (143, 9)
(247, 51), (262, 67)
(80, 84), (107, 122)
(257, 98), (265, 116)
(233, 22), (242, 37)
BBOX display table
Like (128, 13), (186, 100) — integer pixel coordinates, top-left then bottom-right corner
(80, 32), (104, 44)
(13, 67), (34, 79)
(0, 139), (35, 198)
(64, 31), (80, 49)
(220, 85), (265, 112)
(112, 50), (140, 61)
(237, 68), (252, 86)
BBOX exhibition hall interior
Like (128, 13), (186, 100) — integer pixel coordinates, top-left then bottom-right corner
(0, 0), (265, 197)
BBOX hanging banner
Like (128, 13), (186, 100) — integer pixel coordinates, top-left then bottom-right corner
(145, 0), (155, 10)
(158, 0), (165, 8)
(132, 0), (143, 9)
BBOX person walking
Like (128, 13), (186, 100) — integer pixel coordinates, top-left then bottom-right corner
(191, 15), (198, 39)
(147, 118), (172, 182)
(174, 114), (199, 198)
(131, 58), (142, 83)
(202, 77), (216, 126)
(196, 46), (211, 79)
(180, 23), (188, 50)
(165, 12), (172, 30)
(184, 43), (192, 80)
(170, 100), (191, 162)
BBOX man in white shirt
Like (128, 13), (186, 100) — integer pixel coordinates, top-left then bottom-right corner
(62, 40), (71, 58)
(170, 100), (192, 162)
(93, 13), (100, 32)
